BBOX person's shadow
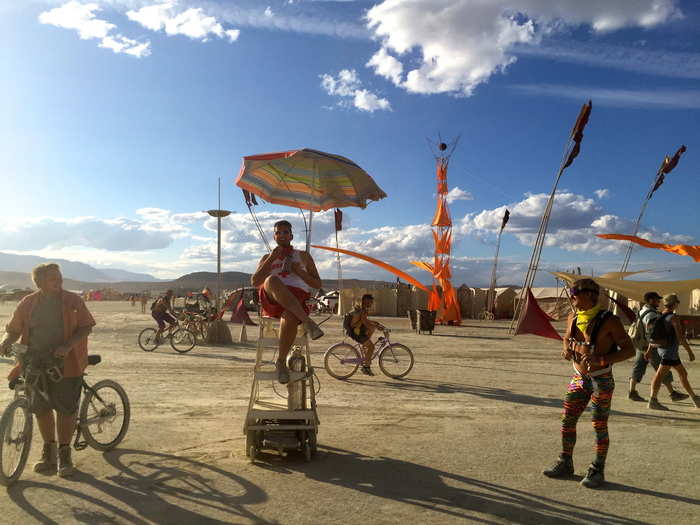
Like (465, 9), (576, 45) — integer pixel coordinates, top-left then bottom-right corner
(7, 449), (276, 524)
(293, 446), (697, 524)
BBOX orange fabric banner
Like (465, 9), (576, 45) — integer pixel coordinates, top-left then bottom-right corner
(411, 261), (434, 274)
(432, 199), (452, 227)
(311, 245), (429, 291)
(596, 234), (700, 262)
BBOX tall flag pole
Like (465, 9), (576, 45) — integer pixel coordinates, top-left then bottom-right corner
(510, 101), (592, 335)
(487, 209), (510, 317)
(619, 145), (687, 275)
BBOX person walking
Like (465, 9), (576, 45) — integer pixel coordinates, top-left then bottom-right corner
(647, 294), (700, 410)
(628, 291), (688, 402)
(543, 279), (635, 489)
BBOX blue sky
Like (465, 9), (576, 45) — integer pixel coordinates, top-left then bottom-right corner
(1, 0), (699, 286)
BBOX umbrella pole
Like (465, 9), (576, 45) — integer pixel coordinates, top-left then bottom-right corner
(306, 210), (313, 252)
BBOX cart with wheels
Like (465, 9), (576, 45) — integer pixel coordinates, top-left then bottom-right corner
(243, 317), (319, 462)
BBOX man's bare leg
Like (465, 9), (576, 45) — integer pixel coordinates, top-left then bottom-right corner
(278, 312), (300, 364)
(36, 411), (56, 443)
(263, 276), (310, 323)
(57, 412), (76, 445)
(263, 276), (323, 339)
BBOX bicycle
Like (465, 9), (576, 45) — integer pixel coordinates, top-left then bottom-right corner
(179, 311), (210, 343)
(323, 328), (414, 380)
(138, 321), (196, 354)
(0, 344), (130, 486)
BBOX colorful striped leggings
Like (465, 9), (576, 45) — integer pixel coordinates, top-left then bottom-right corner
(561, 372), (615, 465)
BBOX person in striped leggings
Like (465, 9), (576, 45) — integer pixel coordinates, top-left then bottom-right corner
(543, 279), (635, 488)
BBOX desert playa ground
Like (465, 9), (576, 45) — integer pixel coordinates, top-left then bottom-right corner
(0, 301), (698, 524)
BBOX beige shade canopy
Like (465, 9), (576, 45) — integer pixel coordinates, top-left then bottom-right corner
(551, 271), (700, 315)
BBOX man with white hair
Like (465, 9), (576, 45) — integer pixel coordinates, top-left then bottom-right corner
(1, 263), (96, 477)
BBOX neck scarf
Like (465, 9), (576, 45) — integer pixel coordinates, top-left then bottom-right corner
(277, 245), (294, 260)
(576, 304), (602, 336)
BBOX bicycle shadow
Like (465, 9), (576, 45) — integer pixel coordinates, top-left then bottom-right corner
(7, 449), (275, 524)
(294, 446), (654, 524)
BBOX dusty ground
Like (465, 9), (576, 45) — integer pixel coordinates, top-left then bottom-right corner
(0, 301), (698, 525)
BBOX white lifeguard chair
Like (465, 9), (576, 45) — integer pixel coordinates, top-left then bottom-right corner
(243, 316), (319, 462)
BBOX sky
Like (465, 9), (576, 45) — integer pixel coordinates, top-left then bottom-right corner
(1, 0), (699, 287)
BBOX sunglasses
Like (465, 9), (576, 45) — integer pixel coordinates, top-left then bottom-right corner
(569, 287), (598, 296)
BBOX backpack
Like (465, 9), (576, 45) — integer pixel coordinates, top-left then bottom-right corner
(343, 311), (355, 338)
(150, 298), (160, 311)
(648, 312), (673, 346)
(627, 309), (657, 349)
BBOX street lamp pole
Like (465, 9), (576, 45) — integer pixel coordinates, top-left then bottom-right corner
(207, 179), (231, 311)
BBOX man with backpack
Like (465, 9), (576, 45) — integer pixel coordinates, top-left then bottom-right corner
(628, 291), (688, 403)
(647, 294), (699, 410)
(543, 279), (635, 489)
(344, 294), (385, 376)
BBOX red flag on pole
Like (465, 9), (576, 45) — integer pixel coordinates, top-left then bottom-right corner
(500, 209), (510, 231)
(563, 100), (592, 169)
(334, 208), (343, 231)
(661, 145), (687, 174)
(515, 288), (563, 340)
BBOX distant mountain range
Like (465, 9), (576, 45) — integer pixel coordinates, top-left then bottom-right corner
(0, 252), (161, 283)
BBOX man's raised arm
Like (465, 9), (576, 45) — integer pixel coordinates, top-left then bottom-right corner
(293, 252), (322, 290)
(251, 249), (281, 287)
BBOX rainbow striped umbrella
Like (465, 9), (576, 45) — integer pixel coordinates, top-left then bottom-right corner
(235, 148), (386, 212)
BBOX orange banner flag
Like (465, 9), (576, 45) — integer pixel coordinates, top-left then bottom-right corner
(312, 245), (430, 291)
(597, 234), (700, 262)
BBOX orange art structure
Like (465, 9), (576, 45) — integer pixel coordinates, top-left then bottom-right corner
(412, 153), (461, 325)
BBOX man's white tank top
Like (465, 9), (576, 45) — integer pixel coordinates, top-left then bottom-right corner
(269, 249), (311, 293)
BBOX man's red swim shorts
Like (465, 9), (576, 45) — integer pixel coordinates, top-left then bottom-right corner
(259, 285), (310, 320)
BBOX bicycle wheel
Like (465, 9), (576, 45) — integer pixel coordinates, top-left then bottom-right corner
(79, 379), (130, 451)
(0, 397), (33, 486)
(171, 328), (196, 353)
(378, 343), (414, 379)
(324, 343), (361, 380)
(138, 328), (159, 352)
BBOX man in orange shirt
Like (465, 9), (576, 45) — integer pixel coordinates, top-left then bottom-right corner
(1, 263), (96, 478)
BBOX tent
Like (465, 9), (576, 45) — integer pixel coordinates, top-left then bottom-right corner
(492, 287), (517, 319)
(552, 272), (700, 315)
(456, 285), (473, 319)
(527, 287), (572, 320)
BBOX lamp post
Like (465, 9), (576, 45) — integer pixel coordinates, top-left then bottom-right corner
(204, 178), (232, 344)
(206, 208), (231, 311)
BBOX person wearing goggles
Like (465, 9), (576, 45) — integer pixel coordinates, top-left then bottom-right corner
(543, 278), (634, 488)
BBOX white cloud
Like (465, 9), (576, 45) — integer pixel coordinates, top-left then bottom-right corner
(512, 84), (700, 110)
(39, 1), (151, 57)
(366, 47), (403, 85)
(320, 69), (391, 112)
(446, 186), (473, 204)
(460, 190), (692, 253)
(0, 208), (208, 252)
(127, 1), (240, 43)
(515, 41), (700, 80)
(365, 0), (682, 96)
(594, 189), (610, 199)
(264, 6), (274, 18)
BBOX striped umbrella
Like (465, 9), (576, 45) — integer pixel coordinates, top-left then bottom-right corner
(235, 148), (386, 212)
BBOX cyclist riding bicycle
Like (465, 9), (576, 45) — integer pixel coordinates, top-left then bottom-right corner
(345, 294), (385, 376)
(151, 290), (177, 342)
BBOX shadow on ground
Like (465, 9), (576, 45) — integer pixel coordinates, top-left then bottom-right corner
(286, 445), (688, 524)
(7, 449), (275, 524)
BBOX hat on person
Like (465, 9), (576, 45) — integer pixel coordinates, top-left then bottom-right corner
(662, 293), (680, 307)
(644, 291), (663, 302)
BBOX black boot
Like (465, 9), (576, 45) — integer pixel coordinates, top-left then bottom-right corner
(581, 462), (605, 488)
(543, 454), (574, 478)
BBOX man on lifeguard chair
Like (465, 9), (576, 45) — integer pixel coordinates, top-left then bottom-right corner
(251, 220), (324, 384)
